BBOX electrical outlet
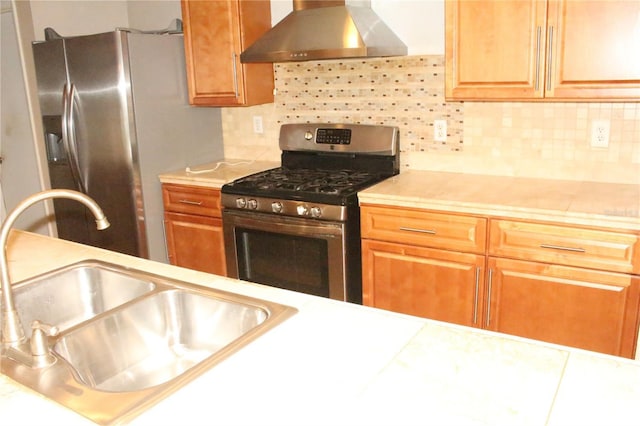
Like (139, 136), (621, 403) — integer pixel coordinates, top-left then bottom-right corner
(252, 116), (264, 134)
(591, 120), (610, 148)
(434, 119), (447, 142)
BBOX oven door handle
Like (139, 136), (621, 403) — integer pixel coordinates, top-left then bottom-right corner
(224, 211), (345, 238)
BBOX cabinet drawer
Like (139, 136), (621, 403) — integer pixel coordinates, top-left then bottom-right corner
(162, 184), (221, 217)
(361, 205), (487, 254)
(489, 219), (640, 274)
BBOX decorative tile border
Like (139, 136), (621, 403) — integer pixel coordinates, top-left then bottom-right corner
(274, 55), (465, 160)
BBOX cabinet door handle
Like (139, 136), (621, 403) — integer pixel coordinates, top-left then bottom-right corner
(534, 26), (542, 91)
(540, 243), (586, 253)
(178, 199), (203, 206)
(485, 269), (493, 328)
(473, 267), (480, 325)
(399, 227), (436, 235)
(232, 53), (239, 98)
(546, 26), (554, 91)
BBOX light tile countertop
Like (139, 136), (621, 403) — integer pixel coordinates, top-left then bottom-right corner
(2, 231), (640, 425)
(158, 159), (279, 188)
(160, 162), (640, 231)
(359, 170), (640, 231)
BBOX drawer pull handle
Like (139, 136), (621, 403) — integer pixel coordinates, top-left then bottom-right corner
(540, 244), (585, 253)
(399, 226), (436, 235)
(178, 199), (203, 206)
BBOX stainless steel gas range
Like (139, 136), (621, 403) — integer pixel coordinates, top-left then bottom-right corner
(221, 123), (399, 304)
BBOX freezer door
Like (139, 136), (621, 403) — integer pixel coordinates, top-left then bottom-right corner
(63, 31), (143, 257)
(32, 39), (92, 245)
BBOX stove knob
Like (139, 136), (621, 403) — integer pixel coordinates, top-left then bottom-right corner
(235, 198), (247, 208)
(304, 131), (313, 141)
(310, 206), (322, 218)
(247, 199), (258, 210)
(296, 205), (309, 216)
(271, 201), (283, 213)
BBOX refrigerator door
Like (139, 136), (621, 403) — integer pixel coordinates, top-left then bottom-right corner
(63, 31), (143, 257)
(32, 39), (92, 245)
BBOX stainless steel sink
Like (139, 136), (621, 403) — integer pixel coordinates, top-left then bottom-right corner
(55, 289), (269, 392)
(2, 260), (297, 425)
(12, 261), (155, 337)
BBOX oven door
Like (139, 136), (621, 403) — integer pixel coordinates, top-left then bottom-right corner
(223, 209), (348, 301)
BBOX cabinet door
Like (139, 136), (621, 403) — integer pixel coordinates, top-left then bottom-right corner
(362, 239), (486, 328)
(181, 0), (274, 106)
(486, 257), (640, 358)
(546, 0), (640, 99)
(445, 0), (548, 99)
(165, 211), (227, 276)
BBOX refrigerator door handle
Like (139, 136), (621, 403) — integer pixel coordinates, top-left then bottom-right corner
(62, 83), (86, 193)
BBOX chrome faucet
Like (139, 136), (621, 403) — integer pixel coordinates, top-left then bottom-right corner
(0, 189), (109, 364)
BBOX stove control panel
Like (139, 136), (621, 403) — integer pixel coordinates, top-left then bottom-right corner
(315, 128), (352, 145)
(222, 195), (347, 222)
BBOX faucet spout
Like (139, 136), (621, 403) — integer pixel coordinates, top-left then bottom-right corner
(1, 189), (110, 347)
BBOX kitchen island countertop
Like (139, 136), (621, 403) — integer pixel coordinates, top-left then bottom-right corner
(2, 230), (640, 425)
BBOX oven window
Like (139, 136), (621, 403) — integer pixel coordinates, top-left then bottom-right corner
(236, 228), (329, 298)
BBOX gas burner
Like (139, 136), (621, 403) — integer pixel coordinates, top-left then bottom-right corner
(227, 167), (383, 200)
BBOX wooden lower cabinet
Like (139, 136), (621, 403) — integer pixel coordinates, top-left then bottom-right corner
(362, 239), (486, 328)
(164, 212), (226, 276)
(162, 184), (226, 276)
(361, 204), (640, 358)
(486, 257), (640, 358)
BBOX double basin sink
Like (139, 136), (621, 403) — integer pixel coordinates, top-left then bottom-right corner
(2, 260), (297, 424)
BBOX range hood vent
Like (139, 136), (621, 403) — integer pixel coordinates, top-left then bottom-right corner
(240, 0), (407, 63)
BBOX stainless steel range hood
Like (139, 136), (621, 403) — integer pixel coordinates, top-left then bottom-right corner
(240, 0), (407, 63)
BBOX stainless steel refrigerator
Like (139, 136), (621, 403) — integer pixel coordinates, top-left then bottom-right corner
(32, 29), (222, 262)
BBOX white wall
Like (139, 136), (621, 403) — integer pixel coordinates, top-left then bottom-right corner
(29, 0), (129, 39)
(29, 0), (182, 40)
(126, 0), (182, 31)
(1, 1), (50, 233)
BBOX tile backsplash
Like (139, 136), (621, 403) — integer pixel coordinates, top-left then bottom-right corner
(222, 55), (640, 184)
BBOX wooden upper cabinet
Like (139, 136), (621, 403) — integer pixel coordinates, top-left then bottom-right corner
(181, 0), (274, 106)
(446, 0), (547, 100)
(446, 0), (640, 101)
(547, 0), (640, 99)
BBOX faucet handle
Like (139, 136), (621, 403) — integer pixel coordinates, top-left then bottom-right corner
(30, 320), (59, 359)
(32, 320), (59, 337)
